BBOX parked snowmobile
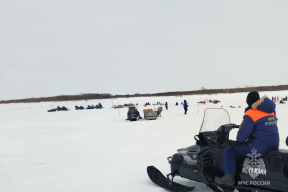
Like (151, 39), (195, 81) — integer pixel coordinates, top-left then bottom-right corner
(95, 103), (103, 109)
(75, 105), (84, 110)
(210, 100), (221, 104)
(97, 103), (103, 108)
(86, 105), (95, 109)
(126, 105), (142, 121)
(147, 108), (288, 192)
(48, 108), (57, 112)
(57, 106), (69, 111)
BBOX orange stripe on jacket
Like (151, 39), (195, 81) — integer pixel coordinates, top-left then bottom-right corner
(244, 109), (276, 122)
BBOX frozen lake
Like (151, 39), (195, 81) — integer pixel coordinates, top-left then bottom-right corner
(1, 91), (288, 192)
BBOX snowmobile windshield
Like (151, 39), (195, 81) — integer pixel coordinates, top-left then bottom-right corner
(199, 108), (230, 133)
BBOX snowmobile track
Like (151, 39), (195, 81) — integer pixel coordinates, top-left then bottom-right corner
(147, 166), (195, 192)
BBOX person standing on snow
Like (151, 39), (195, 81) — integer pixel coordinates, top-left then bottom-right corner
(183, 100), (188, 114)
(165, 102), (168, 110)
(215, 91), (279, 185)
(276, 96), (278, 103)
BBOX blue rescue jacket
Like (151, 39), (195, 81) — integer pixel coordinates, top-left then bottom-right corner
(183, 103), (188, 108)
(236, 96), (279, 156)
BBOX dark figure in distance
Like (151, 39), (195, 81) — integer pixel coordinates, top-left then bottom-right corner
(183, 100), (188, 114)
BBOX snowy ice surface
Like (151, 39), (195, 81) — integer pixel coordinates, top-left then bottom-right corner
(1, 91), (288, 192)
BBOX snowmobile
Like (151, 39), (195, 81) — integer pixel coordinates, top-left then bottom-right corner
(126, 105), (142, 121)
(86, 105), (95, 109)
(147, 108), (288, 192)
(57, 106), (69, 111)
(210, 100), (221, 104)
(48, 108), (57, 112)
(75, 106), (84, 110)
(95, 104), (103, 109)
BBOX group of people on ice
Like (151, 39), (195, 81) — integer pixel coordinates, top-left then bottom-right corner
(48, 106), (69, 112)
(272, 96), (287, 104)
(86, 103), (102, 109)
(49, 103), (103, 112)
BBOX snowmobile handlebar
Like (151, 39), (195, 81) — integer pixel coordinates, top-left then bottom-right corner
(232, 124), (240, 128)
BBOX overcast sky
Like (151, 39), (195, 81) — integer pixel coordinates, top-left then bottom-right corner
(1, 0), (288, 100)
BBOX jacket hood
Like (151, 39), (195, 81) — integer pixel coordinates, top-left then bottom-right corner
(252, 95), (276, 113)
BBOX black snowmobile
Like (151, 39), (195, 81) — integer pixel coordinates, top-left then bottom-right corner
(75, 105), (84, 110)
(57, 106), (69, 111)
(126, 106), (142, 121)
(86, 105), (95, 109)
(95, 104), (103, 109)
(147, 108), (288, 192)
(210, 100), (221, 104)
(48, 108), (57, 112)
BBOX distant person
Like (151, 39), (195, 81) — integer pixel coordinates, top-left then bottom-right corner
(183, 100), (188, 114)
(165, 102), (168, 110)
(277, 96), (279, 103)
(175, 102), (178, 106)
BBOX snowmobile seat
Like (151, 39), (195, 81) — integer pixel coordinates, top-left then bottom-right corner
(263, 149), (288, 162)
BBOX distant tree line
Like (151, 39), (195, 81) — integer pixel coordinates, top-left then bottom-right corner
(1, 85), (288, 104)
(0, 93), (112, 104)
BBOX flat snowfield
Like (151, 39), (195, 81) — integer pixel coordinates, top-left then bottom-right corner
(1, 92), (288, 192)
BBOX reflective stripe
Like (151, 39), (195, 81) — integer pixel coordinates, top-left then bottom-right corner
(244, 109), (275, 122)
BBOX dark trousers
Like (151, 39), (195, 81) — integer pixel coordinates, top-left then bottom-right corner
(222, 144), (250, 174)
(165, 106), (168, 110)
(184, 108), (188, 114)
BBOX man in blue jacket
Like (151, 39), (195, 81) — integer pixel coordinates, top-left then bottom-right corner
(183, 100), (188, 114)
(215, 91), (279, 185)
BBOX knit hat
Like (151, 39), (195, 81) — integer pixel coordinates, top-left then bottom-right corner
(246, 91), (260, 105)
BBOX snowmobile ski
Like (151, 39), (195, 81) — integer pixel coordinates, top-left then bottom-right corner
(147, 166), (194, 192)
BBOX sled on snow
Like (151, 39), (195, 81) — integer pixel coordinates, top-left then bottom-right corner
(143, 109), (158, 120)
